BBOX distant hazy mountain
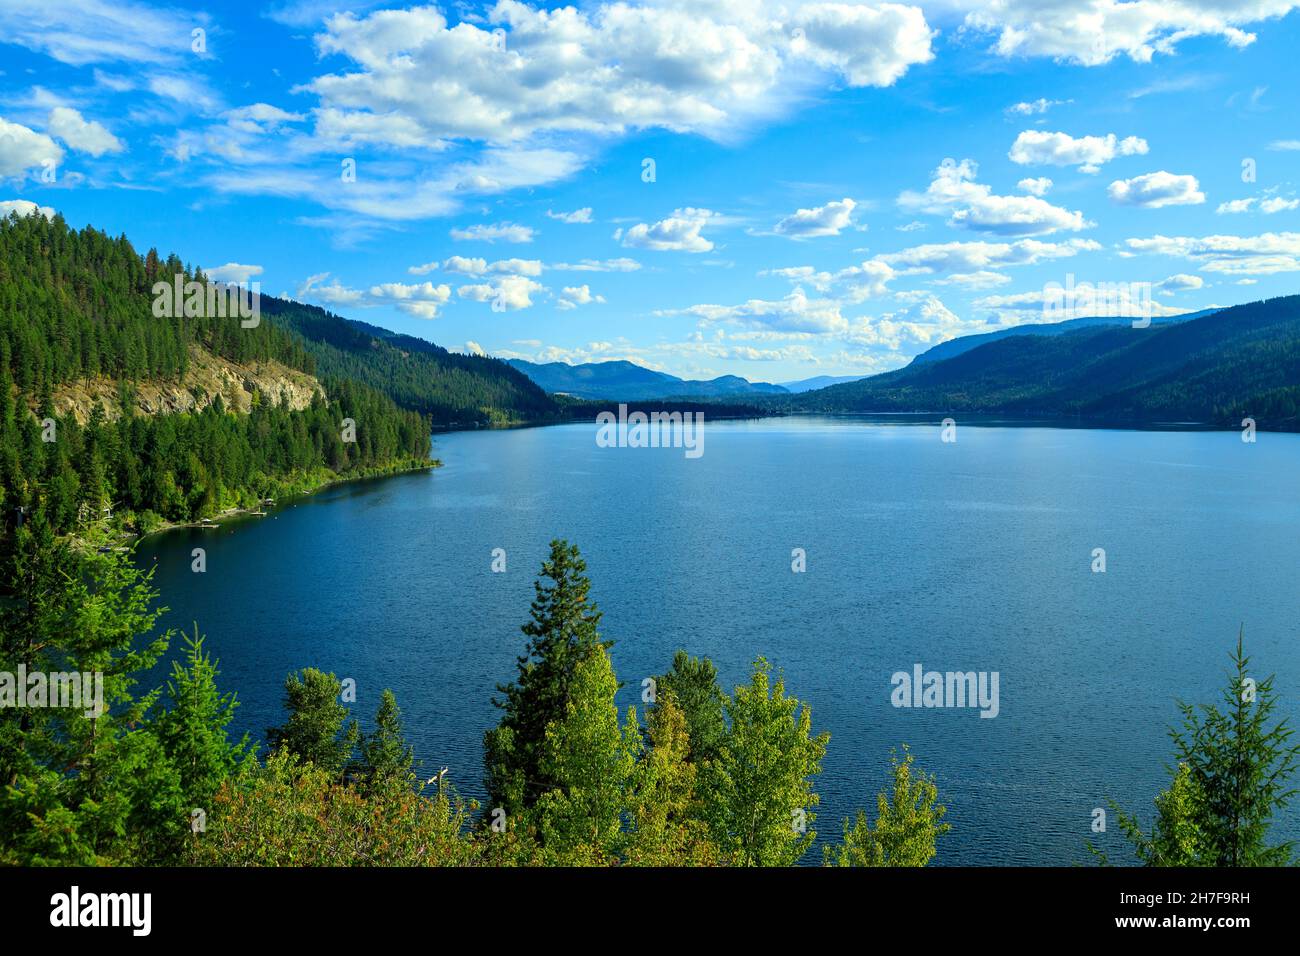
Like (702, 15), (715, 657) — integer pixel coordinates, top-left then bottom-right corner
(507, 358), (790, 400)
(910, 308), (1217, 366)
(779, 374), (870, 393)
(784, 296), (1300, 430)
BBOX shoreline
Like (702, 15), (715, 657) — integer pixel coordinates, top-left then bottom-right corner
(431, 408), (771, 435)
(438, 408), (1298, 436)
(91, 457), (440, 551)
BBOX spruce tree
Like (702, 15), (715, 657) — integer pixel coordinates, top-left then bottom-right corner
(484, 539), (609, 816)
(1102, 629), (1299, 866)
(1180, 629), (1299, 864)
(358, 689), (414, 788)
(150, 628), (253, 811)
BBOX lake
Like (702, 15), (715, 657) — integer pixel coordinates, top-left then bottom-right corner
(136, 416), (1300, 865)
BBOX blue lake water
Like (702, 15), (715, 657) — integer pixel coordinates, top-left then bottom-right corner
(136, 417), (1300, 865)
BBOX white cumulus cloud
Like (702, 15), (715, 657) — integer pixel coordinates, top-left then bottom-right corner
(296, 272), (452, 318)
(1125, 231), (1300, 274)
(1017, 176), (1052, 196)
(877, 237), (1102, 274)
(204, 262), (263, 285)
(458, 274), (545, 310)
(773, 197), (857, 238)
(1155, 273), (1204, 294)
(0, 199), (55, 220)
(556, 285), (605, 310)
(1008, 130), (1148, 173)
(1108, 171), (1205, 208)
(899, 158), (1089, 235)
(47, 107), (124, 156)
(0, 116), (64, 178)
(303, 1), (936, 146)
(622, 207), (716, 252)
(960, 0), (1289, 66)
(1219, 196), (1300, 214)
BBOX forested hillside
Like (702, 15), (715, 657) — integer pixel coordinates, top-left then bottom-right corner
(0, 211), (431, 536)
(786, 295), (1300, 430)
(0, 212), (313, 394)
(907, 308), (1212, 365)
(260, 297), (559, 425)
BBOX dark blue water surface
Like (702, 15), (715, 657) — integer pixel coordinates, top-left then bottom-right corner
(136, 417), (1300, 865)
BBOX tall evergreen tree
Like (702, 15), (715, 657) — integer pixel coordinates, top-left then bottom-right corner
(484, 539), (609, 815)
(1104, 629), (1299, 866)
(150, 628), (253, 812)
(357, 689), (414, 788)
(0, 505), (183, 865)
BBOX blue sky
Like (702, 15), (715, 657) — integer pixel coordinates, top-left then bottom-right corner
(3, 0), (1300, 383)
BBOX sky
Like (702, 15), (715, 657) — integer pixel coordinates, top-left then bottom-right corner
(2, 0), (1300, 385)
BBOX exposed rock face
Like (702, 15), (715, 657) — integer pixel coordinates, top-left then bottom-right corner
(46, 344), (325, 424)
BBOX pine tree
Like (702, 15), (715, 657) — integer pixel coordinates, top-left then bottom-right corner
(1106, 629), (1299, 866)
(150, 628), (253, 812)
(1178, 628), (1299, 865)
(0, 507), (183, 865)
(0, 508), (68, 789)
(357, 689), (414, 788)
(484, 539), (609, 815)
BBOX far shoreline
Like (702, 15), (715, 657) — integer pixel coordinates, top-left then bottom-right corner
(438, 408), (1294, 436)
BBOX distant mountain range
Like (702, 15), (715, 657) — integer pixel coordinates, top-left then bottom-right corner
(778, 374), (870, 392)
(781, 296), (1300, 430)
(503, 297), (1298, 430)
(506, 359), (881, 399)
(504, 309), (1231, 403)
(909, 308), (1217, 365)
(283, 290), (1294, 431)
(506, 358), (790, 400)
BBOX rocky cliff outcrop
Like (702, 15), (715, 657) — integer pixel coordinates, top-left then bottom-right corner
(45, 344), (325, 424)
